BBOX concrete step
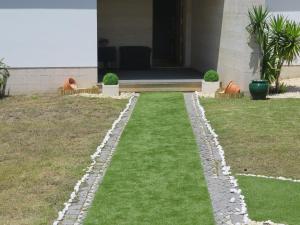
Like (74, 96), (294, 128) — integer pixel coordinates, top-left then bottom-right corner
(98, 79), (202, 92)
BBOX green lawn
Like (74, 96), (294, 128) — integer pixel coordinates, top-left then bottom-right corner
(238, 176), (300, 225)
(0, 95), (127, 225)
(200, 98), (300, 179)
(84, 93), (215, 225)
(201, 97), (300, 224)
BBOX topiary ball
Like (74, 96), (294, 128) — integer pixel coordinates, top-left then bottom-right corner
(103, 73), (119, 85)
(204, 70), (219, 82)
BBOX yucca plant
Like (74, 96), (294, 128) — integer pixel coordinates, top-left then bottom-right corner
(247, 6), (300, 93)
(247, 6), (269, 49)
(0, 59), (10, 98)
(247, 6), (272, 82)
(269, 16), (300, 91)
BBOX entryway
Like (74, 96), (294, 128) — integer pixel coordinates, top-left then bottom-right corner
(152, 0), (184, 67)
(97, 0), (225, 88)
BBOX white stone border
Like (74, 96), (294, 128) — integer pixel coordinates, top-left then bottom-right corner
(53, 94), (138, 225)
(237, 173), (300, 183)
(195, 92), (249, 225)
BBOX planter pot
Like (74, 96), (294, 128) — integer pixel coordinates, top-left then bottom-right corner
(225, 81), (240, 94)
(202, 81), (220, 96)
(64, 78), (77, 91)
(102, 84), (119, 97)
(249, 80), (269, 100)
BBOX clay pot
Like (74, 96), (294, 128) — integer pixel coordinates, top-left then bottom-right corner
(64, 78), (77, 91)
(249, 80), (269, 100)
(225, 81), (240, 94)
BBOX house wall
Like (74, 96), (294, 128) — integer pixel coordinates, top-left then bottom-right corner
(267, 0), (300, 78)
(0, 0), (98, 94)
(217, 0), (265, 91)
(7, 68), (97, 95)
(190, 0), (224, 73)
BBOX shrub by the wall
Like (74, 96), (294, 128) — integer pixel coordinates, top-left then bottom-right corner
(204, 70), (219, 82)
(103, 73), (119, 85)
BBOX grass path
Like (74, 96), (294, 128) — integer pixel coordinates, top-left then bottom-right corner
(84, 93), (215, 225)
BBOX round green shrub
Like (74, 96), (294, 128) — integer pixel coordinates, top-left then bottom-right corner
(103, 73), (119, 85)
(204, 70), (219, 82)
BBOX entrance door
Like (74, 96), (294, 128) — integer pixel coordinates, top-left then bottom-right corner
(153, 0), (183, 67)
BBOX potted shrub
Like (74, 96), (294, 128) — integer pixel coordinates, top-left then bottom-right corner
(102, 73), (119, 97)
(202, 70), (220, 96)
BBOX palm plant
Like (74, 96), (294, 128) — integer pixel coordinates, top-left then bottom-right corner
(269, 16), (300, 91)
(0, 59), (10, 98)
(247, 6), (272, 82)
(247, 6), (300, 93)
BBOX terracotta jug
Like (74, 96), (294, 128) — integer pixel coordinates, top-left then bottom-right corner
(63, 78), (77, 91)
(225, 81), (240, 94)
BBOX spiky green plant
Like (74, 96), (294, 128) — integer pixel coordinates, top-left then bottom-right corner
(247, 6), (300, 93)
(269, 16), (300, 91)
(247, 6), (273, 83)
(0, 59), (10, 98)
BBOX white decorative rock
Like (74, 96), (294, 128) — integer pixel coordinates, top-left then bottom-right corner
(202, 81), (220, 96)
(102, 84), (119, 97)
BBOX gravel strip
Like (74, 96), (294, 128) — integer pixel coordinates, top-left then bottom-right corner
(184, 93), (247, 225)
(54, 94), (139, 225)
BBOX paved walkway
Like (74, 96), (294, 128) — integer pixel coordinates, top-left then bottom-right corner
(184, 93), (247, 225)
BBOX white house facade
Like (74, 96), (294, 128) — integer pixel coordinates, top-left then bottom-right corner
(0, 0), (299, 94)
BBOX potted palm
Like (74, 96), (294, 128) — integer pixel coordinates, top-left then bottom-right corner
(0, 59), (10, 99)
(202, 70), (220, 96)
(247, 6), (300, 99)
(102, 73), (119, 97)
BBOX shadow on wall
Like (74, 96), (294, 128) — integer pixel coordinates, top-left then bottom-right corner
(0, 0), (96, 9)
(209, 0), (225, 72)
(248, 35), (261, 75)
(191, 0), (225, 73)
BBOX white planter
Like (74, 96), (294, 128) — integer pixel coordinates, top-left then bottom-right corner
(202, 81), (220, 95)
(102, 84), (119, 97)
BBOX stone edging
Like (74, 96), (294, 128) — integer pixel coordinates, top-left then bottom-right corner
(194, 93), (287, 225)
(185, 93), (249, 225)
(194, 93), (249, 224)
(237, 173), (300, 183)
(53, 94), (139, 225)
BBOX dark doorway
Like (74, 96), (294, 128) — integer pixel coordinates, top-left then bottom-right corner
(153, 0), (183, 67)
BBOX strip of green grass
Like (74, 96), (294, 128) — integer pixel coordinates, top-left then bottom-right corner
(238, 176), (300, 225)
(84, 93), (215, 225)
